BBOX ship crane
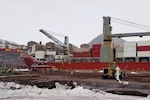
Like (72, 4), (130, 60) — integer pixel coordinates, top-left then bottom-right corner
(101, 17), (150, 79)
(39, 29), (69, 55)
(100, 16), (150, 62)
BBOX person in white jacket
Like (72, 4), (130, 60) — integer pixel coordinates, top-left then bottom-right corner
(115, 66), (122, 83)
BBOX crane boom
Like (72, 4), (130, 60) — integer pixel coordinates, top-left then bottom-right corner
(39, 29), (69, 55)
(100, 16), (150, 62)
(112, 32), (150, 38)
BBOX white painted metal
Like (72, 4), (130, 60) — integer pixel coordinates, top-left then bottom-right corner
(116, 52), (124, 58)
(116, 47), (123, 52)
(124, 52), (136, 57)
(137, 51), (150, 57)
(35, 51), (45, 59)
(73, 48), (90, 52)
(123, 42), (136, 57)
(124, 42), (136, 47)
(124, 47), (136, 52)
(100, 17), (114, 62)
(137, 41), (150, 46)
(46, 50), (56, 55)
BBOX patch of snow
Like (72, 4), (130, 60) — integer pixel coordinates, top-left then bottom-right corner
(122, 81), (129, 85)
(15, 68), (30, 72)
(98, 70), (103, 73)
(0, 82), (149, 100)
(130, 71), (138, 74)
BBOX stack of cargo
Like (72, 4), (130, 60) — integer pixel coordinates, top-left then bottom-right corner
(92, 44), (101, 57)
(137, 41), (150, 62)
(115, 46), (124, 61)
(124, 42), (136, 62)
(73, 44), (91, 57)
(35, 51), (45, 60)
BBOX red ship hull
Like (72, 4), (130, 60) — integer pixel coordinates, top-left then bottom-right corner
(21, 54), (150, 71)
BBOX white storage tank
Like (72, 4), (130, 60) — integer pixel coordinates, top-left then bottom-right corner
(123, 42), (136, 57)
(35, 51), (45, 60)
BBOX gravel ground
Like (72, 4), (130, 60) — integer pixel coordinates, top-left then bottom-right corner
(0, 71), (150, 97)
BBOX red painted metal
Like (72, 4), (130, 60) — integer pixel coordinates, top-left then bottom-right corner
(21, 54), (150, 71)
(49, 62), (150, 71)
(0, 48), (5, 50)
(73, 52), (91, 57)
(92, 44), (102, 49)
(92, 52), (100, 57)
(118, 62), (150, 71)
(92, 44), (101, 57)
(50, 62), (107, 70)
(137, 46), (150, 51)
(20, 53), (40, 69)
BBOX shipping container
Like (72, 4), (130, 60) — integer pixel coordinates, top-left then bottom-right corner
(92, 52), (100, 57)
(46, 50), (56, 55)
(92, 44), (102, 49)
(124, 42), (136, 56)
(124, 46), (136, 52)
(137, 46), (150, 51)
(124, 42), (136, 47)
(92, 48), (100, 53)
(115, 47), (123, 52)
(124, 52), (136, 57)
(137, 51), (150, 57)
(137, 41), (150, 46)
(92, 44), (101, 57)
(116, 52), (124, 58)
(73, 48), (90, 52)
(35, 51), (45, 59)
(73, 52), (91, 57)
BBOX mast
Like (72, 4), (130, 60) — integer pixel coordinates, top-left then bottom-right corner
(100, 16), (114, 62)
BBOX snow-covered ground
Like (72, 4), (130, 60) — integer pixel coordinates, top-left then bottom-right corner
(0, 82), (149, 100)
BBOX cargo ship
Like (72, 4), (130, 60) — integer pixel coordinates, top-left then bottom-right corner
(20, 53), (150, 71)
(21, 17), (150, 71)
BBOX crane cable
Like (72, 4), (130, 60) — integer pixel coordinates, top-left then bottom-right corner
(111, 17), (150, 30)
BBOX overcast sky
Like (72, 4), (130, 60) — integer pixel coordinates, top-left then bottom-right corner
(1, 0), (150, 47)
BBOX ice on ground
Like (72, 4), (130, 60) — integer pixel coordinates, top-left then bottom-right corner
(130, 71), (139, 74)
(0, 81), (149, 100)
(98, 70), (103, 73)
(15, 68), (30, 72)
